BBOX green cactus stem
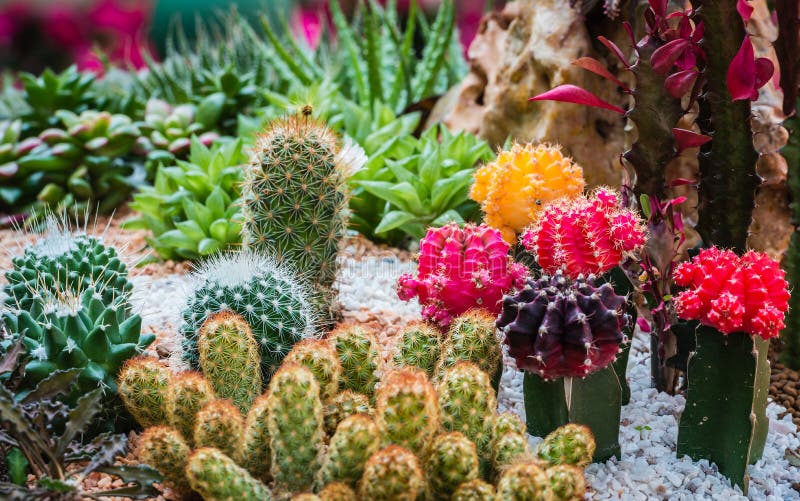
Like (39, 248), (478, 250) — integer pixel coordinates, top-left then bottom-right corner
(495, 462), (553, 501)
(359, 445), (426, 501)
(492, 432), (532, 474)
(329, 324), (382, 400)
(193, 399), (245, 461)
(117, 357), (172, 428)
(185, 447), (273, 500)
(452, 479), (496, 500)
(426, 432), (480, 498)
(318, 414), (381, 487)
(241, 393), (272, 482)
(780, 110), (800, 369)
(392, 321), (442, 377)
(318, 482), (357, 501)
(434, 310), (502, 387)
(284, 338), (342, 401)
(535, 424), (596, 468)
(165, 371), (216, 445)
(323, 390), (373, 435)
(137, 426), (191, 494)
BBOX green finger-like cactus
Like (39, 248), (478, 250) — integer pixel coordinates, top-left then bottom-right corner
(198, 310), (262, 412)
(452, 479), (496, 501)
(329, 324), (382, 400)
(492, 432), (532, 474)
(185, 447), (273, 500)
(495, 462), (554, 501)
(137, 426), (191, 493)
(392, 321), (442, 377)
(284, 338), (342, 400)
(427, 432), (480, 498)
(434, 310), (502, 381)
(375, 367), (440, 459)
(291, 494), (320, 500)
(318, 482), (357, 501)
(546, 464), (587, 501)
(166, 371), (216, 445)
(118, 356), (172, 428)
(241, 393), (272, 482)
(319, 414), (381, 487)
(535, 424), (596, 468)
(194, 399), (245, 461)
(494, 412), (527, 438)
(323, 390), (373, 436)
(359, 446), (426, 501)
(267, 363), (326, 494)
(181, 250), (318, 382)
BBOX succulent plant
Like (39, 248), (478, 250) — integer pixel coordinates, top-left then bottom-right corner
(181, 250), (318, 382)
(318, 414), (381, 487)
(118, 356), (172, 428)
(546, 464), (586, 501)
(491, 432), (532, 474)
(426, 432), (480, 498)
(496, 271), (629, 379)
(323, 390), (373, 436)
(328, 324), (382, 400)
(137, 426), (192, 493)
(391, 321), (441, 377)
(292, 494), (320, 500)
(359, 445), (426, 501)
(451, 478), (496, 500)
(284, 338), (342, 401)
(318, 482), (357, 501)
(165, 371), (216, 445)
(470, 143), (586, 245)
(198, 310), (262, 412)
(241, 393), (272, 482)
(435, 310), (503, 382)
(194, 399), (245, 461)
(398, 223), (528, 328)
(494, 411), (527, 438)
(495, 462), (553, 501)
(185, 447), (273, 500)
(535, 424), (596, 468)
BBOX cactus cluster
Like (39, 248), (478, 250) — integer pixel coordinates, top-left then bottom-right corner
(328, 324), (383, 400)
(391, 322), (442, 377)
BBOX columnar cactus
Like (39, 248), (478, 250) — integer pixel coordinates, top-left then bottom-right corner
(267, 363), (326, 494)
(495, 462), (554, 501)
(492, 432), (532, 473)
(391, 322), (442, 377)
(546, 464), (587, 501)
(118, 356), (172, 428)
(198, 310), (262, 412)
(520, 188), (646, 279)
(166, 371), (216, 445)
(426, 432), (480, 498)
(241, 393), (272, 482)
(193, 399), (245, 461)
(535, 424), (596, 467)
(451, 479), (496, 500)
(328, 324), (382, 399)
(318, 414), (381, 487)
(397, 223), (528, 327)
(318, 482), (357, 501)
(359, 446), (426, 501)
(323, 390), (373, 435)
(185, 447), (273, 500)
(469, 143), (586, 244)
(375, 367), (440, 458)
(137, 426), (191, 493)
(284, 338), (342, 400)
(181, 250), (317, 381)
(434, 310), (503, 380)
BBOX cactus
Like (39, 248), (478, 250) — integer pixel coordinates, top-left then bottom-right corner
(284, 338), (342, 400)
(452, 479), (496, 501)
(194, 399), (245, 461)
(426, 432), (480, 499)
(117, 357), (171, 428)
(359, 445), (426, 501)
(291, 495), (320, 500)
(434, 310), (503, 383)
(328, 324), (382, 399)
(492, 432), (532, 474)
(495, 462), (554, 501)
(375, 367), (440, 458)
(181, 250), (317, 382)
(391, 322), (442, 377)
(546, 465), (586, 501)
(267, 363), (326, 494)
(241, 393), (272, 482)
(323, 390), (373, 435)
(198, 310), (262, 412)
(397, 223), (528, 328)
(781, 109), (800, 369)
(536, 424), (596, 468)
(241, 111), (352, 321)
(494, 412), (527, 438)
(166, 371), (216, 445)
(469, 143), (586, 245)
(137, 426), (191, 493)
(318, 414), (381, 487)
(318, 482), (357, 501)
(185, 447), (273, 500)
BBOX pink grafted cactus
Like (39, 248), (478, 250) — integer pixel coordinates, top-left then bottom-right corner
(397, 222), (528, 328)
(521, 188), (646, 279)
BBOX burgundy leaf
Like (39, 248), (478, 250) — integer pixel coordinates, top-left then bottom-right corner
(726, 36), (758, 101)
(651, 38), (691, 74)
(692, 21), (705, 43)
(529, 85), (627, 114)
(648, 0), (668, 18)
(753, 57), (775, 89)
(572, 57), (631, 92)
(673, 128), (712, 153)
(665, 69), (698, 98)
(737, 0), (754, 22)
(597, 35), (630, 68)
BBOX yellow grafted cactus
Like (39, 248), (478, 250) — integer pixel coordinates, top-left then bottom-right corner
(470, 143), (585, 244)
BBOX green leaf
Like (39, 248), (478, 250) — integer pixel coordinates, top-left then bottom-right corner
(175, 220), (208, 241)
(198, 238), (223, 255)
(431, 209), (464, 226)
(206, 187), (227, 217)
(6, 448), (28, 486)
(375, 210), (418, 234)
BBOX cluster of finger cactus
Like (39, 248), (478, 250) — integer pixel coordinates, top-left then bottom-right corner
(391, 322), (441, 377)
(469, 143), (586, 245)
(397, 222), (528, 327)
(328, 324), (383, 400)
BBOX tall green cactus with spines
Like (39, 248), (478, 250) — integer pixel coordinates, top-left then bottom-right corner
(780, 110), (800, 369)
(452, 479), (496, 501)
(267, 363), (326, 494)
(137, 426), (191, 494)
(392, 321), (441, 377)
(194, 399), (245, 461)
(284, 338), (342, 400)
(495, 462), (554, 501)
(535, 424), (596, 468)
(198, 310), (262, 412)
(546, 464), (587, 501)
(492, 432), (532, 475)
(118, 356), (172, 428)
(329, 324), (382, 400)
(434, 310), (502, 383)
(426, 432), (480, 499)
(318, 414), (381, 487)
(375, 367), (440, 459)
(323, 390), (373, 435)
(185, 447), (273, 501)
(359, 445), (426, 501)
(166, 371), (216, 445)
(318, 482), (357, 501)
(241, 393), (272, 482)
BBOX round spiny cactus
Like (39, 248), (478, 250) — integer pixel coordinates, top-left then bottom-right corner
(535, 424), (596, 468)
(391, 321), (441, 377)
(319, 414), (381, 487)
(137, 426), (191, 494)
(193, 399), (245, 461)
(284, 338), (342, 400)
(185, 447), (273, 500)
(495, 462), (554, 501)
(118, 356), (171, 428)
(426, 432), (480, 499)
(318, 482), (357, 501)
(359, 445), (426, 501)
(328, 324), (382, 400)
(165, 371), (216, 445)
(375, 367), (439, 459)
(494, 411), (527, 438)
(492, 432), (532, 475)
(241, 393), (272, 482)
(434, 310), (502, 382)
(323, 390), (372, 436)
(452, 478), (496, 501)
(546, 464), (587, 501)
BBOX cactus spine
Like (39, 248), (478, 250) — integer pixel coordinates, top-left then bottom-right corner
(535, 424), (596, 467)
(194, 399), (245, 461)
(434, 310), (502, 382)
(392, 322), (442, 377)
(166, 371), (216, 445)
(494, 411), (527, 438)
(329, 325), (382, 400)
(318, 414), (381, 487)
(185, 447), (273, 500)
(241, 393), (272, 482)
(137, 426), (191, 494)
(546, 464), (587, 501)
(426, 432), (480, 498)
(452, 478), (496, 500)
(323, 390), (373, 435)
(284, 338), (342, 400)
(492, 432), (532, 474)
(117, 357), (171, 428)
(318, 482), (357, 501)
(359, 446), (426, 501)
(495, 462), (554, 501)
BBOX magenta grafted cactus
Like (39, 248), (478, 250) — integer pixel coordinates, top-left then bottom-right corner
(397, 222), (528, 328)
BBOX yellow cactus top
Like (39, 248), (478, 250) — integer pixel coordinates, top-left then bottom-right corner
(470, 143), (585, 244)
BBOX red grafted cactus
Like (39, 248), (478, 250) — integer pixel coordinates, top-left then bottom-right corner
(397, 223), (528, 328)
(673, 248), (790, 340)
(521, 188), (646, 279)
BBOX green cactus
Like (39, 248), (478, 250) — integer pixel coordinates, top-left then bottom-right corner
(426, 432), (480, 498)
(495, 462), (554, 501)
(318, 482), (357, 501)
(137, 426), (191, 494)
(494, 412), (527, 438)
(329, 325), (382, 400)
(359, 445), (426, 501)
(198, 310), (262, 412)
(546, 464), (586, 501)
(194, 399), (245, 461)
(318, 414), (381, 487)
(291, 495), (320, 500)
(535, 424), (596, 468)
(241, 111), (351, 321)
(181, 250), (317, 382)
(323, 390), (373, 435)
(241, 393), (272, 482)
(375, 367), (440, 459)
(284, 338), (342, 400)
(117, 356), (172, 428)
(391, 321), (441, 377)
(267, 363), (326, 494)
(434, 310), (502, 383)
(185, 447), (273, 500)
(451, 479), (496, 501)
(166, 371), (216, 445)
(780, 107), (800, 369)
(492, 432), (532, 474)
